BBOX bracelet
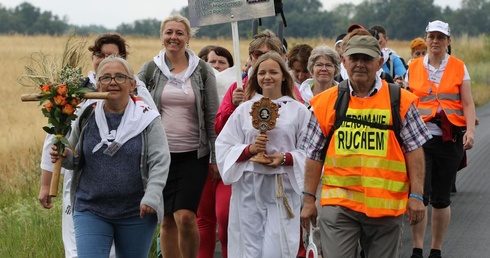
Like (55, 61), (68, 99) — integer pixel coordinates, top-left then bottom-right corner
(409, 193), (424, 201)
(302, 191), (317, 201)
(280, 152), (286, 165)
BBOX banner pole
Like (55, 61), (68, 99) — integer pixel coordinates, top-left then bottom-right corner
(231, 20), (243, 89)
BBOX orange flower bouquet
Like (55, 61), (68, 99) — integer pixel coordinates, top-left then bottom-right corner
(18, 35), (97, 197)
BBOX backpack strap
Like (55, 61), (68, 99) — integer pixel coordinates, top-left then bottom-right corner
(324, 80), (350, 152)
(198, 59), (209, 111)
(145, 61), (157, 92)
(77, 103), (96, 130)
(199, 59), (208, 84)
(334, 73), (344, 83)
(388, 83), (403, 146)
(388, 52), (395, 78)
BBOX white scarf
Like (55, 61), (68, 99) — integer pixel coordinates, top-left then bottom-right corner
(153, 49), (200, 94)
(92, 96), (159, 155)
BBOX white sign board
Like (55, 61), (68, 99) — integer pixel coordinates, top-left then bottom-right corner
(188, 0), (276, 27)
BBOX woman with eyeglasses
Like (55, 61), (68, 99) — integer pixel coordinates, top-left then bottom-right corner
(299, 45), (341, 107)
(38, 33), (156, 258)
(137, 14), (219, 258)
(50, 56), (170, 257)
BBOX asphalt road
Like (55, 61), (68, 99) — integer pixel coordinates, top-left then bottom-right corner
(399, 102), (490, 258)
(214, 102), (490, 258)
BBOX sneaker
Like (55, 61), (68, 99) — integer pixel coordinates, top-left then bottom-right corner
(410, 254), (423, 258)
(428, 253), (442, 258)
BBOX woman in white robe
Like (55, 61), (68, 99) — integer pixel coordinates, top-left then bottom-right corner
(216, 52), (310, 258)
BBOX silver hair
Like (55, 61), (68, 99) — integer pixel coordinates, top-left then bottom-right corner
(307, 45), (341, 77)
(96, 56), (135, 81)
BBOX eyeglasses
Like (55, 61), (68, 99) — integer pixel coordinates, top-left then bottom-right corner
(413, 50), (427, 57)
(314, 62), (335, 69)
(98, 74), (131, 85)
(250, 50), (266, 59)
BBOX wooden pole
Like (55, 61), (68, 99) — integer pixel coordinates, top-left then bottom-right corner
(49, 157), (63, 197)
(20, 92), (109, 102)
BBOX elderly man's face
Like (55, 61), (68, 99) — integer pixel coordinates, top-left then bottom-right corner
(342, 53), (383, 86)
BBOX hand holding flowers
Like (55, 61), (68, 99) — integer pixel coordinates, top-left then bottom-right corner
(18, 35), (102, 197)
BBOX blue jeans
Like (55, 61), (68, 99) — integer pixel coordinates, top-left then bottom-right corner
(73, 210), (157, 258)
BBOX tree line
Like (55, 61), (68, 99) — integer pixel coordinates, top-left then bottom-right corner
(1, 0), (489, 40)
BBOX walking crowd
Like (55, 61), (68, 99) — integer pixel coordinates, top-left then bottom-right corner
(40, 14), (475, 258)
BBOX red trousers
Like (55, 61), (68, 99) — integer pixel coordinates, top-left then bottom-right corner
(196, 171), (306, 258)
(197, 172), (231, 258)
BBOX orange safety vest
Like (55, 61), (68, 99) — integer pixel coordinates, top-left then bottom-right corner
(310, 81), (417, 217)
(408, 56), (466, 126)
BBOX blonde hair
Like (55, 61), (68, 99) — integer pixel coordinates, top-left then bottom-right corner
(160, 14), (198, 38)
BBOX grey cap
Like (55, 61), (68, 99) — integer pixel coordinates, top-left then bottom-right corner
(343, 35), (381, 58)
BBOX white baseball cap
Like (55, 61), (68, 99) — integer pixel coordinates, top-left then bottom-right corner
(426, 20), (450, 36)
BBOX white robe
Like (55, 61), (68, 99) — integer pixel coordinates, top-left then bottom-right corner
(216, 94), (310, 258)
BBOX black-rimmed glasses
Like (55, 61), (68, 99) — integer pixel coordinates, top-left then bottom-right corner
(98, 74), (130, 85)
(314, 62), (335, 69)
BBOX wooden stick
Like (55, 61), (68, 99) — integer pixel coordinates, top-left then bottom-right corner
(21, 92), (109, 102)
(49, 156), (63, 197)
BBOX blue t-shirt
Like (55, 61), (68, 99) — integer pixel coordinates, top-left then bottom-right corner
(382, 52), (407, 77)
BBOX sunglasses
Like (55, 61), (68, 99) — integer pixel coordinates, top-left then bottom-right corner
(250, 50), (266, 59)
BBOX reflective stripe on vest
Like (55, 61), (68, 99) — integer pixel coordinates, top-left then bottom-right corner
(322, 175), (410, 193)
(321, 187), (407, 212)
(418, 93), (463, 116)
(419, 93), (460, 102)
(325, 156), (406, 173)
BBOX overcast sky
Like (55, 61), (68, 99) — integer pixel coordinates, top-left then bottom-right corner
(1, 0), (462, 29)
